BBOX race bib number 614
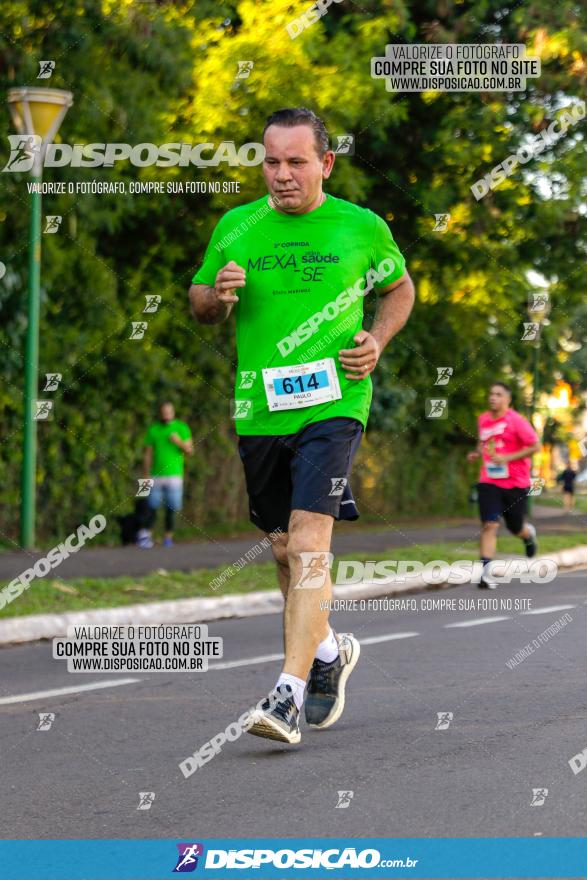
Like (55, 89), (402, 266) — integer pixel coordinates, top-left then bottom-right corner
(263, 358), (342, 412)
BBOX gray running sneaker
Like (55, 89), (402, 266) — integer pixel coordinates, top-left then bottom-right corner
(305, 633), (361, 729)
(246, 684), (301, 744)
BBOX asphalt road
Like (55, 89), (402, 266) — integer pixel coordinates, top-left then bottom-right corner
(1, 571), (586, 841)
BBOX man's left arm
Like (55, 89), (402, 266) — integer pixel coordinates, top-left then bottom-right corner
(339, 273), (415, 380)
(181, 436), (194, 456)
(169, 425), (194, 455)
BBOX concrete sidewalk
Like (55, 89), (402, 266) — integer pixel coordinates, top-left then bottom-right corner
(0, 505), (582, 582)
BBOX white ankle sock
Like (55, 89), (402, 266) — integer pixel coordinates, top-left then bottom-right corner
(276, 672), (306, 711)
(315, 628), (339, 663)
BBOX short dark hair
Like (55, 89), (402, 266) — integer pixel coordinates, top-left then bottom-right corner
(491, 382), (511, 395)
(262, 107), (330, 157)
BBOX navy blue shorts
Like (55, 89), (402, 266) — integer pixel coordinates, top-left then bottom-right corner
(238, 417), (364, 534)
(477, 482), (528, 534)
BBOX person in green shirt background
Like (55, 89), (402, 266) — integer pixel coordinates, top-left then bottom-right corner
(139, 402), (193, 548)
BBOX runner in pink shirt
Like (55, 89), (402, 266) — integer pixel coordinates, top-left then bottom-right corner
(467, 382), (540, 589)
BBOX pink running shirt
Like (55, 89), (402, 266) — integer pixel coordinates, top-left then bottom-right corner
(478, 409), (538, 488)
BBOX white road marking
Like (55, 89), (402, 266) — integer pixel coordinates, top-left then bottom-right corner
(361, 632), (419, 645)
(521, 604), (576, 615)
(0, 677), (141, 706)
(445, 616), (511, 628)
(209, 652), (284, 671)
(208, 632), (420, 671)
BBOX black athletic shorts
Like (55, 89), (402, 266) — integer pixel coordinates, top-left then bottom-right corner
(477, 482), (529, 534)
(238, 417), (364, 534)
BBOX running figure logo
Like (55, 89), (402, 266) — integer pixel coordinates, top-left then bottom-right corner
(137, 792), (155, 811)
(43, 373), (62, 391)
(521, 322), (540, 342)
(34, 400), (53, 420)
(238, 371), (257, 390)
(530, 788), (548, 806)
(173, 843), (204, 872)
(44, 215), (62, 234)
(236, 61), (254, 79)
(338, 634), (353, 654)
(433, 213), (451, 232)
(3, 135), (42, 173)
(37, 60), (55, 78)
(136, 478), (154, 497)
(143, 295), (161, 313)
(434, 367), (453, 385)
(426, 398), (448, 419)
(329, 477), (347, 496)
(296, 552), (334, 589)
(335, 790), (354, 809)
(37, 713), (55, 731)
(528, 478), (545, 497)
(231, 400), (253, 420)
(528, 293), (549, 312)
(332, 135), (355, 155)
(129, 321), (148, 340)
(435, 712), (453, 730)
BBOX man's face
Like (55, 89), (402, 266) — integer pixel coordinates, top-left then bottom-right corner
(262, 124), (334, 214)
(488, 386), (510, 411)
(159, 404), (175, 423)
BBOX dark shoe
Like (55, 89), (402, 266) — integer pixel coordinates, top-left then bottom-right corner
(478, 577), (498, 589)
(523, 523), (537, 558)
(305, 633), (360, 729)
(246, 684), (300, 744)
(136, 529), (153, 549)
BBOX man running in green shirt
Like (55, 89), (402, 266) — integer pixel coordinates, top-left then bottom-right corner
(189, 108), (415, 744)
(140, 402), (193, 548)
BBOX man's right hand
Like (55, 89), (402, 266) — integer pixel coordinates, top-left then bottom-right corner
(467, 451), (481, 462)
(214, 261), (246, 304)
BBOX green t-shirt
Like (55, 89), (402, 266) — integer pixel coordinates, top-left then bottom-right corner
(143, 419), (191, 476)
(193, 195), (406, 436)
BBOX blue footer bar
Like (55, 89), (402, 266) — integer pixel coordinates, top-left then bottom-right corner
(0, 838), (584, 879)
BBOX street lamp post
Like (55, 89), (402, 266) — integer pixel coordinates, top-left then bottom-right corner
(532, 338), (540, 414)
(526, 291), (551, 504)
(527, 292), (551, 418)
(7, 87), (73, 549)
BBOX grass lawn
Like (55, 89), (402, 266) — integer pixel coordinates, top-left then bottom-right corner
(1, 532), (585, 620)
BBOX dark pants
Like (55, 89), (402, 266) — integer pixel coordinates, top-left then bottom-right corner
(477, 482), (528, 534)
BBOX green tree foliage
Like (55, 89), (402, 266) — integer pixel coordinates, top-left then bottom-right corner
(0, 0), (585, 543)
